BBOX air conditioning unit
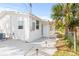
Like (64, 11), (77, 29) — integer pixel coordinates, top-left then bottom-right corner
(0, 33), (5, 40)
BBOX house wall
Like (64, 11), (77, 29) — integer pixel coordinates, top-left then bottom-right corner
(0, 14), (11, 36)
(9, 14), (26, 41)
(0, 12), (42, 42)
(28, 15), (42, 42)
(0, 12), (26, 41)
(43, 22), (50, 37)
(24, 14), (30, 42)
(5, 12), (30, 42)
(0, 11), (50, 42)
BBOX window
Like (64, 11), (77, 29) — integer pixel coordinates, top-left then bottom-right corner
(36, 20), (39, 29)
(18, 26), (23, 29)
(32, 22), (35, 31)
(18, 21), (24, 29)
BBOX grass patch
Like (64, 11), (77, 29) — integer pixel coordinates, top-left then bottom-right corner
(53, 50), (78, 56)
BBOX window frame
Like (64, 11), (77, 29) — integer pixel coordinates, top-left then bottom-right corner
(36, 20), (39, 29)
(18, 25), (23, 29)
(18, 19), (24, 29)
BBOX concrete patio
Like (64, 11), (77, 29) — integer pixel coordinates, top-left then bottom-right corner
(0, 36), (57, 56)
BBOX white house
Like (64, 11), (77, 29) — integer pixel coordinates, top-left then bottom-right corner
(0, 11), (50, 42)
(42, 21), (50, 37)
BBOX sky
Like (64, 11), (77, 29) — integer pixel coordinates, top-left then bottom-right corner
(0, 3), (56, 21)
(32, 3), (55, 20)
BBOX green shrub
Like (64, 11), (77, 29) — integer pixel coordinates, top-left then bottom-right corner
(64, 37), (73, 48)
(57, 33), (63, 38)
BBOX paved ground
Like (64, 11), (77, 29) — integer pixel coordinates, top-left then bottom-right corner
(25, 38), (57, 56)
(0, 39), (35, 56)
(0, 38), (57, 56)
(0, 30), (57, 56)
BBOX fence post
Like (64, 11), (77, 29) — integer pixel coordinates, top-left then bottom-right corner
(74, 32), (76, 52)
(45, 41), (47, 47)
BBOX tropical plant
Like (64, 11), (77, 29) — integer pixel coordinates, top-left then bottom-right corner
(51, 3), (79, 52)
(51, 4), (64, 32)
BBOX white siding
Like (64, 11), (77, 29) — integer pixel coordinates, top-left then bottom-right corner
(0, 11), (50, 42)
(24, 15), (30, 42)
(43, 24), (50, 37)
(10, 15), (25, 41)
(0, 15), (11, 37)
(28, 16), (42, 42)
(42, 22), (50, 37)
